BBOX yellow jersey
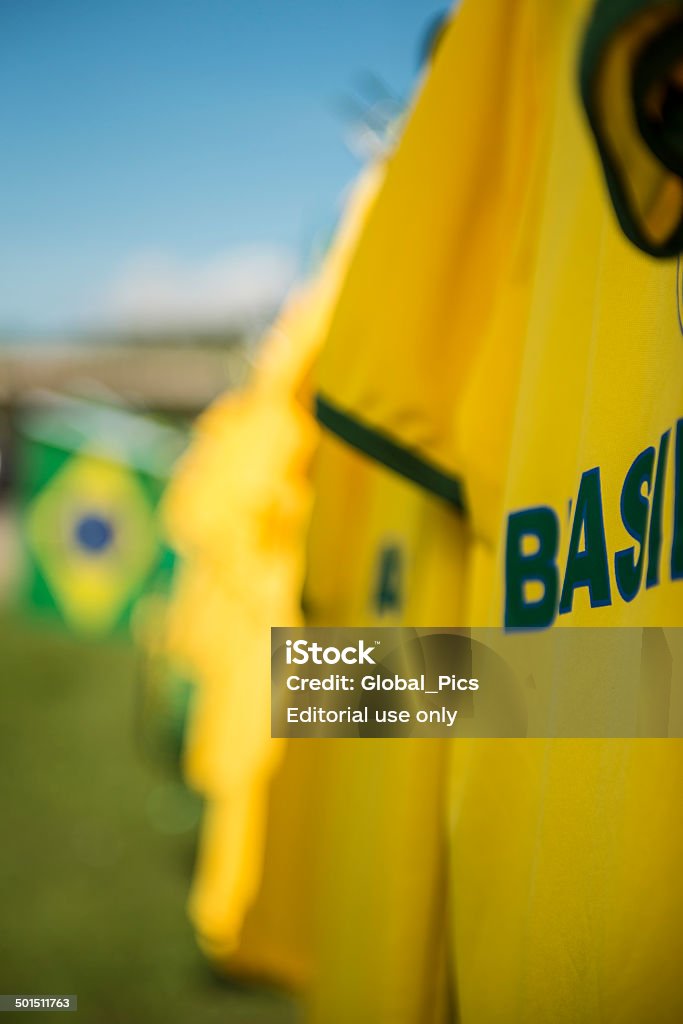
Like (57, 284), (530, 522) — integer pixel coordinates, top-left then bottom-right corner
(302, 428), (467, 1024)
(162, 166), (385, 982)
(312, 0), (683, 1020)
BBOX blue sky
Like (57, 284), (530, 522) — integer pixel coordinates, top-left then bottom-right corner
(0, 0), (441, 334)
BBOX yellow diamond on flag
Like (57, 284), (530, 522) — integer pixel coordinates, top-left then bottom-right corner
(26, 449), (159, 634)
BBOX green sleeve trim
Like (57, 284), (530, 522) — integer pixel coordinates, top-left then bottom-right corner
(580, 0), (683, 258)
(315, 393), (467, 513)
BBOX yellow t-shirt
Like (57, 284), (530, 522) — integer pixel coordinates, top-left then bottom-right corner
(312, 0), (683, 1020)
(162, 166), (385, 978)
(302, 429), (468, 1024)
(164, 292), (317, 970)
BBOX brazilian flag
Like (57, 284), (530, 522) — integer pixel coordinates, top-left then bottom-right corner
(17, 396), (185, 636)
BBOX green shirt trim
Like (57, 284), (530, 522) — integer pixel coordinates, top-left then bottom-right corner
(315, 393), (467, 513)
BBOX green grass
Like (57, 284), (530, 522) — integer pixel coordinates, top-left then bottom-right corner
(0, 609), (299, 1024)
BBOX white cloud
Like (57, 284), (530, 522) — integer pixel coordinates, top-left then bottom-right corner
(95, 244), (298, 333)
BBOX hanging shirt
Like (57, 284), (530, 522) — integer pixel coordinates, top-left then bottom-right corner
(313, 0), (683, 1020)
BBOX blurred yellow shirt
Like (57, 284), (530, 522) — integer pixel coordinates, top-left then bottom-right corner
(302, 428), (467, 1024)
(162, 165), (384, 978)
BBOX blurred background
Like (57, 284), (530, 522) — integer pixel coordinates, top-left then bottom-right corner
(0, 2), (440, 1020)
